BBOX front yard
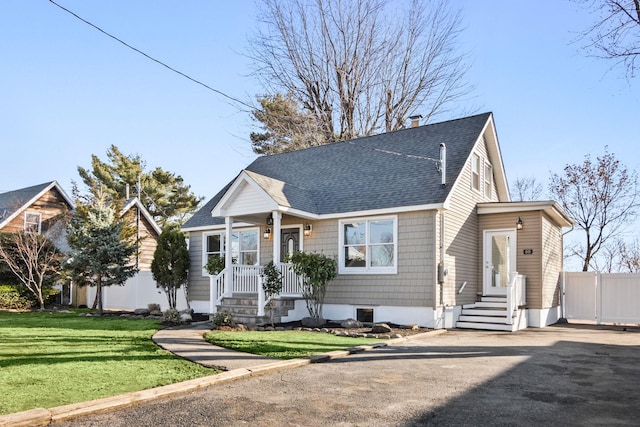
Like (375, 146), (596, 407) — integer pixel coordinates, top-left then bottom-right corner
(0, 310), (214, 415)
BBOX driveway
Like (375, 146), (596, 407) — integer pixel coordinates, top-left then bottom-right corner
(55, 324), (640, 426)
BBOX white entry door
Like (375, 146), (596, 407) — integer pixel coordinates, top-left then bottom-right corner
(483, 230), (517, 296)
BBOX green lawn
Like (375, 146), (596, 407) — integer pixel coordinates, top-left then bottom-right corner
(204, 330), (380, 359)
(0, 310), (214, 415)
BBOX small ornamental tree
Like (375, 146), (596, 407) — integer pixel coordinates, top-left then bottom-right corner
(288, 251), (337, 321)
(0, 231), (64, 310)
(261, 261), (283, 327)
(151, 225), (190, 310)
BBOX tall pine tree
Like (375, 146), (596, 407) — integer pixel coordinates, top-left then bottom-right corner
(66, 191), (138, 314)
(77, 145), (202, 227)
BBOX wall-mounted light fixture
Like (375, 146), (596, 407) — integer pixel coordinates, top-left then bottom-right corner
(263, 227), (272, 240)
(266, 214), (274, 226)
(304, 223), (313, 236)
(516, 217), (524, 231)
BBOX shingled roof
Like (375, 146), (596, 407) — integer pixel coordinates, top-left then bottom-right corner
(0, 181), (74, 230)
(183, 112), (494, 229)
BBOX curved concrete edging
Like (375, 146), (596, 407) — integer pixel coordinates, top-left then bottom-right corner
(0, 328), (447, 426)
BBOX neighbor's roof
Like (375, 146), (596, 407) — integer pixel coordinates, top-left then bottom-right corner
(0, 181), (74, 230)
(121, 197), (162, 235)
(183, 112), (494, 229)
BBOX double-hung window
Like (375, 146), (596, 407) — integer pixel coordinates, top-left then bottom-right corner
(202, 229), (259, 276)
(484, 162), (493, 198)
(24, 212), (41, 233)
(471, 154), (481, 192)
(339, 216), (397, 274)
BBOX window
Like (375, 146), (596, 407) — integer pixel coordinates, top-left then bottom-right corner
(339, 217), (397, 274)
(484, 162), (493, 198)
(233, 231), (258, 265)
(471, 154), (480, 191)
(24, 212), (41, 233)
(202, 229), (259, 275)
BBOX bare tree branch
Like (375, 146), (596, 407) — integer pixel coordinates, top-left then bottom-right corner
(248, 0), (472, 152)
(576, 0), (640, 78)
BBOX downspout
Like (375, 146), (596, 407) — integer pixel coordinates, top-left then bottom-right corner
(437, 210), (447, 327)
(437, 143), (447, 326)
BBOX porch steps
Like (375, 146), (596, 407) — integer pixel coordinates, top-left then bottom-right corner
(456, 296), (521, 332)
(214, 295), (296, 326)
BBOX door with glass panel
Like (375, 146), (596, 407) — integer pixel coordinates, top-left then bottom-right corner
(483, 230), (516, 296)
(281, 228), (300, 261)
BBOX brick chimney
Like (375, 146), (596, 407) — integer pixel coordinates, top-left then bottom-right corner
(409, 114), (423, 128)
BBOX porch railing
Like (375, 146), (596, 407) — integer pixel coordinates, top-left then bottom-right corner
(506, 273), (526, 325)
(208, 263), (303, 314)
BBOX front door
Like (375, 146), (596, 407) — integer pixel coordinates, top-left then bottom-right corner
(483, 230), (517, 296)
(281, 228), (300, 262)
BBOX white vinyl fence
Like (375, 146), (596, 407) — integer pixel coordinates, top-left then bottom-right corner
(86, 271), (189, 312)
(564, 272), (640, 325)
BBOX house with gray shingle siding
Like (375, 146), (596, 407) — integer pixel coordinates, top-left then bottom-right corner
(182, 113), (573, 330)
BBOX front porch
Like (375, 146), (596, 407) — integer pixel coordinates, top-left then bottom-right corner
(208, 263), (304, 325)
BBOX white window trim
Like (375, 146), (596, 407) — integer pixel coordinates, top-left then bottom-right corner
(471, 153), (481, 193)
(24, 212), (41, 233)
(201, 228), (260, 276)
(338, 215), (398, 275)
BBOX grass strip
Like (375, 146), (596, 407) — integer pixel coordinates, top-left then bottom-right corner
(204, 330), (379, 359)
(0, 310), (214, 415)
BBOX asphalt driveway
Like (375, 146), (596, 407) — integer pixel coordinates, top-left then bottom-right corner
(55, 324), (640, 426)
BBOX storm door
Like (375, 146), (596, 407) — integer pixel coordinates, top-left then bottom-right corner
(483, 230), (516, 296)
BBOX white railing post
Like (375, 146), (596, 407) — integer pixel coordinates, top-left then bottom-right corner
(209, 274), (217, 314)
(257, 274), (265, 316)
(506, 272), (519, 325)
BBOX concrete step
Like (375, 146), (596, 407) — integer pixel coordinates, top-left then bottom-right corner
(458, 315), (513, 323)
(474, 301), (507, 309)
(480, 296), (507, 303)
(456, 321), (518, 332)
(461, 308), (507, 316)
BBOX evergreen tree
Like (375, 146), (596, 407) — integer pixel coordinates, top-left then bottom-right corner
(77, 145), (202, 227)
(151, 225), (190, 310)
(66, 191), (138, 314)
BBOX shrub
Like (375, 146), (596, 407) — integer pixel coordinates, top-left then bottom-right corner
(163, 308), (181, 324)
(0, 285), (33, 310)
(287, 251), (337, 320)
(204, 256), (226, 276)
(212, 310), (233, 327)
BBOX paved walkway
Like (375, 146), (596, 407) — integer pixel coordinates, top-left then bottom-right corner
(152, 321), (275, 371)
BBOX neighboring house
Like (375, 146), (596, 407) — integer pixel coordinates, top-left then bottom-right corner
(0, 181), (77, 303)
(120, 197), (162, 271)
(182, 113), (573, 331)
(0, 181), (73, 234)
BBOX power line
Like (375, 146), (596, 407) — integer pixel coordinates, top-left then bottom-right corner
(47, 0), (444, 166)
(48, 0), (255, 112)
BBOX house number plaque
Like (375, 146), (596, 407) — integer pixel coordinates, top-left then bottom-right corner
(523, 249), (533, 255)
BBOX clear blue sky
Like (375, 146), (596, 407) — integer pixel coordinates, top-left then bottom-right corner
(2, 1), (638, 209)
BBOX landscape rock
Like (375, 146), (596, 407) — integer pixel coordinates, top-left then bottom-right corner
(150, 310), (163, 316)
(180, 313), (192, 322)
(371, 323), (392, 333)
(340, 318), (363, 329)
(134, 308), (150, 316)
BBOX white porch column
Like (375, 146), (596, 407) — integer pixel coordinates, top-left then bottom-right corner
(224, 216), (233, 297)
(272, 211), (282, 265)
